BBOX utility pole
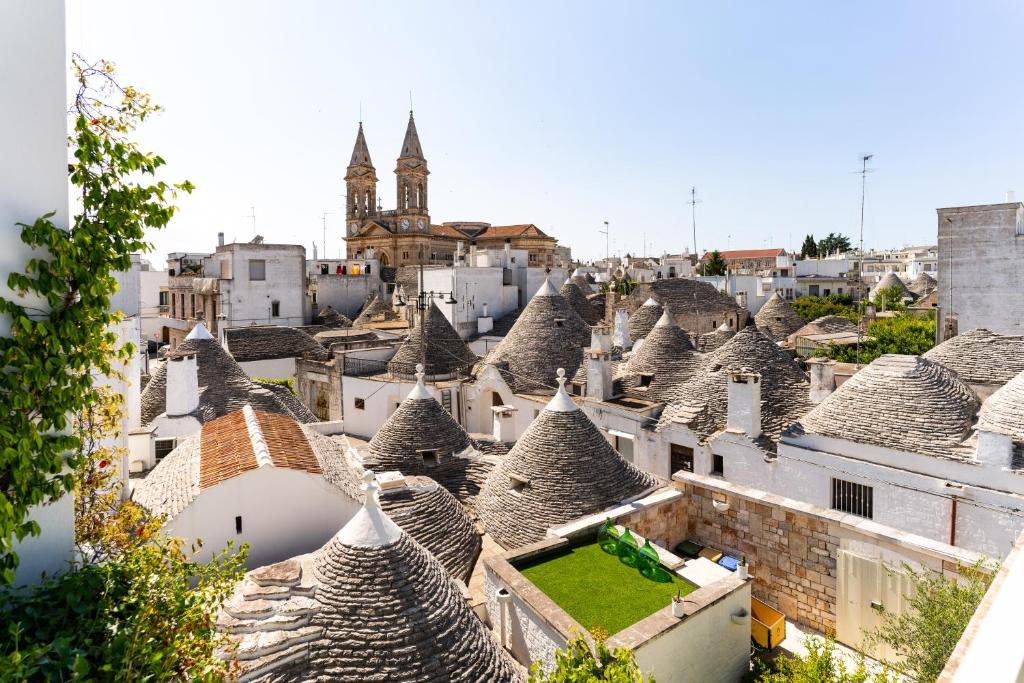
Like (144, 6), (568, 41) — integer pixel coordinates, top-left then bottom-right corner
(687, 187), (702, 273)
(599, 221), (609, 264)
(855, 154), (874, 366)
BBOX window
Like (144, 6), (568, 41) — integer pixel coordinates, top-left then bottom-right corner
(837, 287), (844, 295)
(639, 373), (653, 387)
(170, 293), (176, 317)
(712, 454), (724, 476)
(402, 251), (410, 260)
(190, 294), (196, 318)
(249, 259), (266, 281)
(158, 291), (168, 306)
(154, 438), (177, 463)
(419, 449), (439, 466)
(529, 253), (537, 263)
(610, 431), (635, 463)
(235, 516), (243, 534)
(670, 444), (694, 474)
(354, 398), (365, 410)
(271, 301), (280, 317)
(831, 478), (873, 519)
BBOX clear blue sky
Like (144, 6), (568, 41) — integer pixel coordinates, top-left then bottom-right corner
(67, 1), (1024, 265)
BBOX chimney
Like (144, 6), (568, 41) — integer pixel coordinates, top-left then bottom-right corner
(469, 241), (478, 267)
(586, 325), (614, 401)
(735, 292), (748, 310)
(456, 241), (464, 265)
(218, 232), (225, 247)
(806, 357), (836, 403)
(166, 352), (199, 416)
(492, 405), (517, 442)
(312, 241), (318, 261)
(726, 369), (761, 438)
(613, 309), (632, 349)
(504, 239), (511, 264)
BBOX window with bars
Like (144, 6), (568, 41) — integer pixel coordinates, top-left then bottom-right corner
(831, 477), (873, 518)
(670, 444), (694, 474)
(154, 438), (177, 463)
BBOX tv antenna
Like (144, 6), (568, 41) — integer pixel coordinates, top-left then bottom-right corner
(687, 187), (702, 273)
(855, 153), (875, 366)
(599, 221), (609, 262)
(243, 206), (256, 235)
(321, 211), (336, 260)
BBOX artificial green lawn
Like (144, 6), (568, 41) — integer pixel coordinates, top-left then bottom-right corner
(518, 541), (697, 636)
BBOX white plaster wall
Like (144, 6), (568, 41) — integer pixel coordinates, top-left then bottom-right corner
(796, 257), (854, 278)
(165, 466), (359, 569)
(423, 267), (509, 339)
(524, 268), (568, 302)
(483, 564), (567, 674)
(238, 357), (297, 382)
(217, 245), (306, 327)
(111, 254), (142, 317)
(309, 265), (382, 319)
(631, 583), (751, 683)
(341, 375), (431, 440)
(3, 0), (76, 585)
(139, 268), (168, 341)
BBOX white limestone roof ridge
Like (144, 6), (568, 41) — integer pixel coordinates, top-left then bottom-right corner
(654, 309), (675, 328)
(241, 404), (274, 468)
(535, 277), (558, 297)
(642, 297), (660, 307)
(545, 368), (579, 413)
(406, 363), (432, 401)
(335, 470), (403, 547)
(186, 322), (214, 340)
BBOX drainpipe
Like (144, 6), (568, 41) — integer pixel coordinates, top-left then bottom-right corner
(496, 587), (513, 650)
(950, 496), (958, 547)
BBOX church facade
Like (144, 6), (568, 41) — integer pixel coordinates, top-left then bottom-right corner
(343, 113), (561, 268)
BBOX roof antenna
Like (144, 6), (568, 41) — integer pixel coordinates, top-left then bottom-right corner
(855, 153), (874, 367)
(409, 90), (413, 114)
(359, 100), (362, 124)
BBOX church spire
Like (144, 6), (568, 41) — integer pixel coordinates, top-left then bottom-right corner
(349, 121), (373, 168)
(399, 111), (424, 160)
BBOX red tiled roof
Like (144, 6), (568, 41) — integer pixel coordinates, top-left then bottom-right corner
(200, 411), (257, 489)
(701, 248), (786, 260)
(429, 223), (550, 239)
(256, 411), (320, 474)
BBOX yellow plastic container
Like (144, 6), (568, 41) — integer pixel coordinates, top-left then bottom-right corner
(751, 597), (786, 650)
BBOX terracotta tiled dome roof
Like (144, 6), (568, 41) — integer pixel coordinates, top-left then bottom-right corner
(659, 326), (811, 448)
(218, 473), (521, 682)
(478, 371), (658, 549)
(924, 328), (1024, 386)
(480, 278), (591, 394)
(389, 301), (477, 378)
(754, 292), (805, 342)
(627, 298), (664, 341)
(795, 354), (979, 459)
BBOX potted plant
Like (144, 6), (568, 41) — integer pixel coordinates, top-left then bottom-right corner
(738, 555), (749, 580)
(671, 589), (686, 618)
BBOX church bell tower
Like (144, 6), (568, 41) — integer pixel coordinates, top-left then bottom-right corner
(394, 111), (429, 234)
(345, 122), (377, 238)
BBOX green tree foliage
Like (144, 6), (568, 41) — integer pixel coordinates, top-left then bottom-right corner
(0, 56), (192, 583)
(791, 295), (857, 324)
(866, 562), (992, 682)
(531, 632), (655, 683)
(817, 233), (852, 256)
(600, 278), (638, 296)
(0, 538), (245, 681)
(703, 250), (727, 276)
(818, 315), (935, 365)
(800, 235), (819, 259)
(873, 286), (906, 312)
(754, 633), (892, 683)
(253, 376), (297, 395)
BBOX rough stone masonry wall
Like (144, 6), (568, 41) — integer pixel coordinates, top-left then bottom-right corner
(617, 494), (689, 552)
(681, 483), (838, 633)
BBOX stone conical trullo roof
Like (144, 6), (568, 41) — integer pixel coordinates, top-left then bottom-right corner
(378, 475), (481, 581)
(570, 269), (594, 293)
(795, 354), (979, 459)
(627, 298), (664, 341)
(477, 370), (658, 549)
(659, 326), (812, 447)
(754, 292), (805, 342)
(353, 293), (399, 327)
(140, 324), (314, 426)
(560, 279), (602, 324)
(389, 301), (477, 378)
(789, 315), (858, 343)
(621, 310), (702, 401)
(870, 272), (914, 302)
(923, 328), (1024, 387)
(481, 278), (591, 394)
(366, 366), (472, 474)
(218, 471), (521, 682)
(697, 322), (736, 352)
(312, 304), (353, 328)
(978, 369), (1024, 443)
(908, 271), (937, 297)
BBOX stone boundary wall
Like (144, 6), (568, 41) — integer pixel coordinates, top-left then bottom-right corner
(672, 472), (985, 634)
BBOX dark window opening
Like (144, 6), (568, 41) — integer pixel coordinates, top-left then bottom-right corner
(154, 438), (176, 463)
(712, 454), (724, 476)
(554, 318), (565, 328)
(271, 301), (280, 317)
(639, 373), (653, 387)
(235, 515), (243, 534)
(354, 398), (365, 410)
(670, 444), (694, 474)
(419, 449), (439, 466)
